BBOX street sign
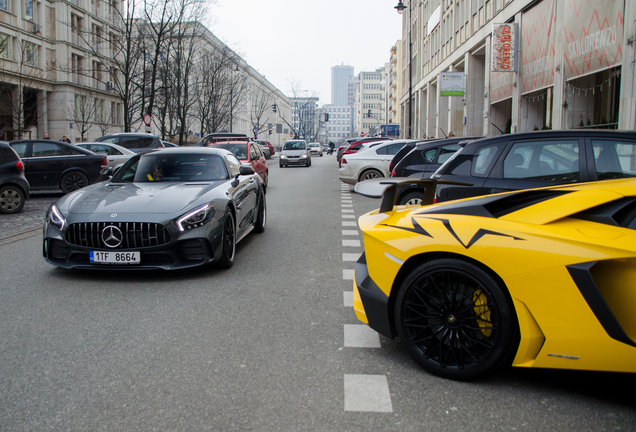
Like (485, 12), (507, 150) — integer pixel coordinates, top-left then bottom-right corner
(143, 114), (152, 126)
(290, 132), (293, 137)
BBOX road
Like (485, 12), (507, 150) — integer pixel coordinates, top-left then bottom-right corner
(1, 154), (635, 431)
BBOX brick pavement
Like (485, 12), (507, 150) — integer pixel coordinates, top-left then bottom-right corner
(0, 192), (62, 245)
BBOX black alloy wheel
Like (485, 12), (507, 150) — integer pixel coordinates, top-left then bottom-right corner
(394, 258), (518, 380)
(61, 171), (89, 193)
(0, 185), (26, 214)
(254, 191), (266, 233)
(218, 209), (236, 268)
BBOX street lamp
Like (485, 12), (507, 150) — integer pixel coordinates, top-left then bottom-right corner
(395, 0), (412, 139)
(229, 65), (239, 133)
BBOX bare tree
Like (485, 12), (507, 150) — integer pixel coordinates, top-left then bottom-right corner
(249, 85), (274, 139)
(0, 39), (49, 139)
(68, 92), (96, 141)
(283, 80), (319, 139)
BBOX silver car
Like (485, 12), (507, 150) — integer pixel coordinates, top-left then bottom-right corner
(279, 140), (311, 167)
(307, 142), (323, 157)
(76, 142), (136, 172)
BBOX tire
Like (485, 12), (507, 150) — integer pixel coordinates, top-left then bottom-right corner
(263, 172), (269, 188)
(399, 191), (424, 206)
(359, 169), (382, 182)
(0, 185), (26, 214)
(61, 171), (89, 193)
(254, 191), (266, 233)
(279, 162), (285, 168)
(217, 209), (236, 269)
(394, 258), (518, 380)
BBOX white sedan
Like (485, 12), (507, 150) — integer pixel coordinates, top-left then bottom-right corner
(338, 140), (413, 185)
(76, 142), (136, 172)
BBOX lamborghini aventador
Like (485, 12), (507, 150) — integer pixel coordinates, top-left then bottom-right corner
(353, 177), (636, 380)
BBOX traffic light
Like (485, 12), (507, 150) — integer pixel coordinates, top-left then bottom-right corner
(367, 109), (372, 118)
(272, 104), (277, 113)
(325, 113), (329, 122)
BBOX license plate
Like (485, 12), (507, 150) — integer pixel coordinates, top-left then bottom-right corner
(90, 251), (140, 264)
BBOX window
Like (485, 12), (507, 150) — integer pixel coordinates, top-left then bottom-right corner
(592, 139), (636, 180)
(438, 144), (461, 164)
(0, 34), (8, 59)
(0, 0), (8, 12)
(25, 0), (33, 20)
(24, 42), (37, 66)
(472, 145), (499, 175)
(32, 143), (63, 157)
(504, 140), (580, 181)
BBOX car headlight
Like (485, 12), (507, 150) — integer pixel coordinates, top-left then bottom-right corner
(300, 153), (308, 158)
(280, 154), (288, 159)
(47, 204), (66, 230)
(177, 203), (215, 232)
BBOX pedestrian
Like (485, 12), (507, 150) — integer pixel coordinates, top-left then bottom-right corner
(43, 133), (50, 139)
(61, 135), (71, 143)
(448, 132), (455, 137)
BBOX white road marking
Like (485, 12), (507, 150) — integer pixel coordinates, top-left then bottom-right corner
(344, 324), (381, 348)
(343, 291), (354, 307)
(342, 230), (358, 236)
(342, 253), (360, 261)
(342, 209), (354, 213)
(343, 269), (354, 280)
(342, 221), (357, 226)
(342, 214), (356, 219)
(342, 239), (361, 247)
(344, 375), (393, 412)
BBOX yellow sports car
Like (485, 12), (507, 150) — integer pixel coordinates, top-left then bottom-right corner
(353, 177), (636, 380)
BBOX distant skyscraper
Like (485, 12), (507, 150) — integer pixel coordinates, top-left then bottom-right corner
(331, 65), (353, 106)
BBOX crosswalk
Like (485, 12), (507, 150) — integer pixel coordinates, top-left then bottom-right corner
(340, 183), (394, 413)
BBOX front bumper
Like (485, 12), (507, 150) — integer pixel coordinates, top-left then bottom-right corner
(353, 253), (394, 338)
(280, 157), (308, 166)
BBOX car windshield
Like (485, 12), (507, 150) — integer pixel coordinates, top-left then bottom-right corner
(211, 143), (248, 160)
(284, 141), (306, 150)
(111, 153), (228, 183)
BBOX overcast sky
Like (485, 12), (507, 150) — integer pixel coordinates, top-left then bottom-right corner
(206, 0), (403, 105)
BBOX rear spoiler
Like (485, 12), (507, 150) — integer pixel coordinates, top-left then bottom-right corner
(354, 178), (471, 213)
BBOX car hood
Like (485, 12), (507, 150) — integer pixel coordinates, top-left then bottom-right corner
(59, 181), (224, 215)
(282, 150), (306, 156)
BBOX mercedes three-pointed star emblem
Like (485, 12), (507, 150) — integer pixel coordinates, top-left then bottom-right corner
(101, 225), (123, 248)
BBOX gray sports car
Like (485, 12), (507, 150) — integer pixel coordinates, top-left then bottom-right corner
(43, 147), (266, 270)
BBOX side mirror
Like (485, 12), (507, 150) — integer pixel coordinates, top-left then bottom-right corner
(101, 166), (113, 177)
(239, 165), (255, 176)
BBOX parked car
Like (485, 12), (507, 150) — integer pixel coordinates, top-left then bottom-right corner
(431, 130), (636, 202)
(389, 137), (482, 205)
(0, 141), (30, 214)
(340, 137), (393, 161)
(353, 176), (636, 379)
(42, 147), (266, 270)
(308, 142), (323, 157)
(337, 136), (392, 162)
(257, 144), (271, 159)
(196, 133), (250, 146)
(9, 140), (107, 193)
(95, 133), (164, 153)
(339, 140), (414, 185)
(280, 140), (311, 167)
(76, 142), (136, 173)
(209, 140), (268, 187)
(254, 140), (275, 158)
(162, 141), (178, 147)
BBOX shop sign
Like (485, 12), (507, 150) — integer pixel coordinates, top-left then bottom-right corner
(521, 0), (556, 94)
(563, 0), (623, 80)
(492, 23), (518, 72)
(439, 72), (465, 97)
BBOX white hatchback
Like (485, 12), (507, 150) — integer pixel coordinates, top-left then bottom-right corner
(338, 140), (413, 185)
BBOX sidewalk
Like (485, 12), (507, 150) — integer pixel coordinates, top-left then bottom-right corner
(0, 193), (61, 245)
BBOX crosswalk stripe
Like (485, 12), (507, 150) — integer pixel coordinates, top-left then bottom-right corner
(343, 291), (353, 307)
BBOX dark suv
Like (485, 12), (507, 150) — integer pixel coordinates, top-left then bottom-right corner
(431, 130), (636, 202)
(96, 133), (163, 153)
(389, 137), (481, 205)
(0, 141), (30, 214)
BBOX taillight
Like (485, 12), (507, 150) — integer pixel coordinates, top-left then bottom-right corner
(341, 158), (347, 164)
(16, 161), (24, 172)
(100, 155), (108, 167)
(391, 168), (396, 177)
